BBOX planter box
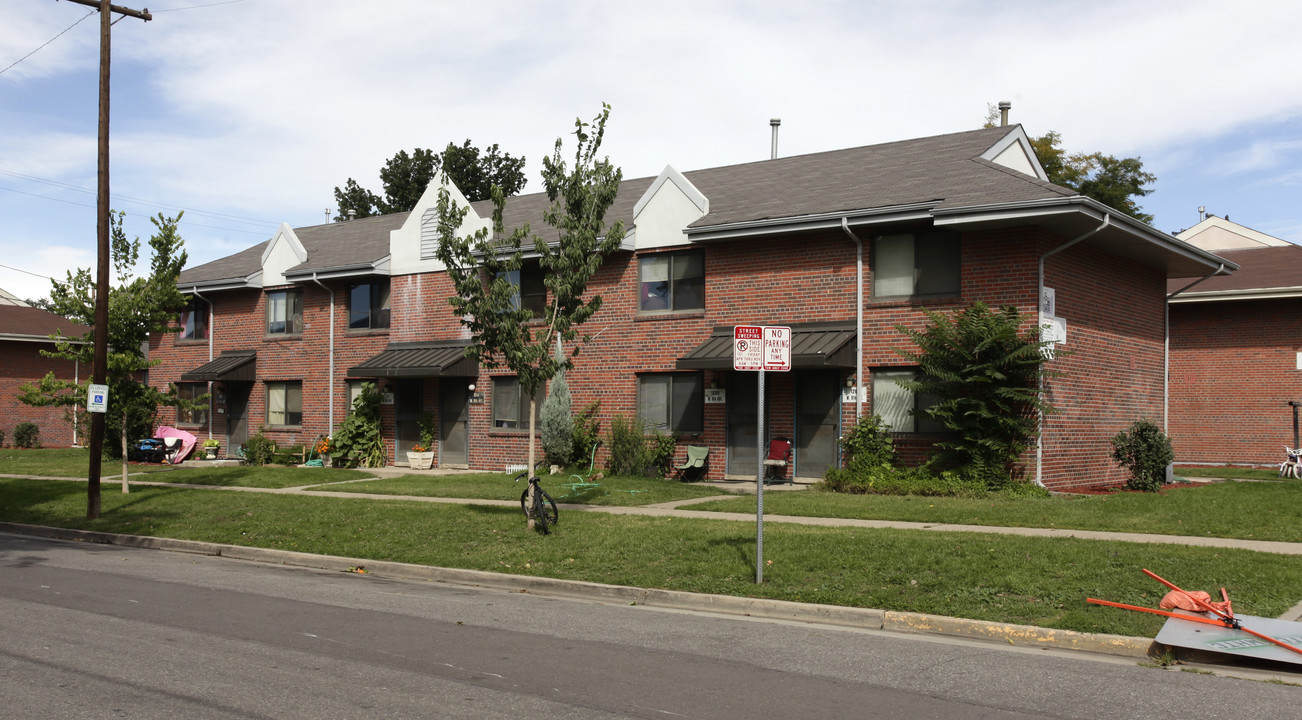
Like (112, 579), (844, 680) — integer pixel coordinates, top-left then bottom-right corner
(407, 451), (434, 470)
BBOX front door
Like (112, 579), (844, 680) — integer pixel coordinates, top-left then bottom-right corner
(439, 379), (471, 467)
(795, 370), (841, 479)
(726, 373), (760, 476)
(395, 380), (423, 460)
(225, 383), (250, 451)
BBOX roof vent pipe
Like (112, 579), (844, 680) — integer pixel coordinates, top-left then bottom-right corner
(770, 118), (781, 159)
(998, 101), (1011, 126)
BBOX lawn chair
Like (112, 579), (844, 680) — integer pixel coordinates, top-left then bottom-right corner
(762, 437), (792, 485)
(1281, 446), (1301, 478)
(673, 445), (710, 482)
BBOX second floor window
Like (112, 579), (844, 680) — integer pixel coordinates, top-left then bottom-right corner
(266, 289), (303, 335)
(640, 251), (704, 313)
(873, 231), (961, 298)
(502, 259), (546, 317)
(178, 297), (209, 342)
(349, 280), (391, 330)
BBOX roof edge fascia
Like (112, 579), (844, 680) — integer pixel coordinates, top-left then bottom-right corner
(685, 202), (939, 242)
(180, 274), (261, 293)
(1169, 286), (1302, 304)
(0, 333), (89, 344)
(284, 257), (392, 282)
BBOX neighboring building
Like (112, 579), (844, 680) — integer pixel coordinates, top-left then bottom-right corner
(0, 293), (90, 447)
(1169, 215), (1301, 466)
(149, 125), (1232, 490)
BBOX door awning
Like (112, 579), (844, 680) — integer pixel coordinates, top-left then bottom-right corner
(180, 349), (256, 382)
(348, 341), (479, 378)
(676, 322), (857, 370)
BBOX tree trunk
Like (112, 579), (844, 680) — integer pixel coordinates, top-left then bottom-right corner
(525, 396), (537, 529)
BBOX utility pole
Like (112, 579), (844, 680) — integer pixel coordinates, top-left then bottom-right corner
(64, 0), (152, 518)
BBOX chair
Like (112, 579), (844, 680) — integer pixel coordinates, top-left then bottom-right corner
(1280, 446), (1301, 478)
(762, 437), (793, 484)
(673, 445), (710, 482)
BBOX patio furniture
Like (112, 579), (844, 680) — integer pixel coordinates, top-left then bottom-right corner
(762, 437), (793, 484)
(673, 445), (710, 482)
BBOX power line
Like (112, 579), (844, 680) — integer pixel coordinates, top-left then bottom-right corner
(0, 9), (97, 77)
(0, 263), (54, 281)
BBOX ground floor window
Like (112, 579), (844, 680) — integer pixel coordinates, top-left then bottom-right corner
(176, 382), (208, 426)
(871, 368), (945, 433)
(637, 373), (704, 433)
(267, 381), (303, 426)
(492, 376), (544, 429)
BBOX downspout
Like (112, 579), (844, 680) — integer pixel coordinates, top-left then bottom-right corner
(1035, 213), (1110, 487)
(1165, 265), (1226, 432)
(189, 286), (214, 441)
(840, 218), (864, 420)
(310, 274), (336, 431)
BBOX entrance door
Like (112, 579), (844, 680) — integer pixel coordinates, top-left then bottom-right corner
(439, 379), (471, 467)
(395, 380), (423, 460)
(225, 383), (250, 451)
(726, 373), (760, 476)
(795, 371), (841, 479)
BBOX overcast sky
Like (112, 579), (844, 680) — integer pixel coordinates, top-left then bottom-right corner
(2, 0), (1301, 302)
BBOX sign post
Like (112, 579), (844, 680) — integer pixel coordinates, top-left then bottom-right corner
(734, 325), (790, 583)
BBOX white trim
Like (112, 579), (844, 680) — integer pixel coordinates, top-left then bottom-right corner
(634, 165), (708, 217)
(1170, 287), (1302, 303)
(979, 126), (1048, 181)
(686, 203), (937, 242)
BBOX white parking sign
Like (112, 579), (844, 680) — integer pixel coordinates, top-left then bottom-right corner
(87, 383), (109, 413)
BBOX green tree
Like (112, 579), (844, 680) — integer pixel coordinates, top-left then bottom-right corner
(894, 302), (1056, 489)
(334, 141), (527, 220)
(434, 104), (625, 528)
(540, 337), (573, 468)
(20, 211), (190, 502)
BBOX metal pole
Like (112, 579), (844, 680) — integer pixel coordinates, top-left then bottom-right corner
(1290, 402), (1300, 449)
(756, 369), (765, 583)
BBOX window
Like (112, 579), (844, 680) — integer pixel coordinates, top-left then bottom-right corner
(345, 379), (368, 414)
(267, 381), (303, 426)
(501, 260), (546, 317)
(871, 369), (946, 433)
(348, 280), (390, 330)
(492, 376), (544, 429)
(639, 251), (704, 312)
(638, 373), (704, 433)
(178, 297), (209, 342)
(872, 231), (960, 298)
(176, 382), (208, 426)
(266, 289), (303, 335)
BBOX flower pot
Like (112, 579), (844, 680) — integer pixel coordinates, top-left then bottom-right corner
(407, 451), (434, 470)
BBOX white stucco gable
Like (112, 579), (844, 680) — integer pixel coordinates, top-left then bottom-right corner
(260, 223), (308, 287)
(631, 165), (708, 250)
(389, 175), (491, 276)
(980, 126), (1048, 181)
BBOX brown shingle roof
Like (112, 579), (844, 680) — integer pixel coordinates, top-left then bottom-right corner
(0, 305), (90, 340)
(1168, 244), (1302, 296)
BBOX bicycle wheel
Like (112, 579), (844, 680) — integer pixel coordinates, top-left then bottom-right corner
(537, 488), (558, 527)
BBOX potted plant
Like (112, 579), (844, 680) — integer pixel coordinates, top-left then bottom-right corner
(315, 436), (334, 467)
(406, 412), (436, 469)
(202, 437), (220, 460)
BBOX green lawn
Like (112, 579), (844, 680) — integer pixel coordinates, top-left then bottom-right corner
(4, 476), (1301, 638)
(1177, 466), (1282, 482)
(0, 448), (372, 488)
(689, 479), (1302, 542)
(318, 472), (732, 506)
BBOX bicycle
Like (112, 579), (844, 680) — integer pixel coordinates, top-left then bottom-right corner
(515, 466), (558, 534)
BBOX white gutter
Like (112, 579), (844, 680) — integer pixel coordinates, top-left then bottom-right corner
(1035, 214), (1110, 487)
(840, 218), (865, 421)
(1164, 264), (1227, 432)
(310, 274), (336, 430)
(188, 286), (214, 442)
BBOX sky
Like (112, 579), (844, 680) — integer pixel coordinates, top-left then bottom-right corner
(2, 0), (1301, 303)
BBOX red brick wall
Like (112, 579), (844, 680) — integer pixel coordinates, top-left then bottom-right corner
(1169, 298), (1302, 466)
(0, 340), (83, 447)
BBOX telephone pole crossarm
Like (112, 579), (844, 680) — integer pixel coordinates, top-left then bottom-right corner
(62, 0), (152, 21)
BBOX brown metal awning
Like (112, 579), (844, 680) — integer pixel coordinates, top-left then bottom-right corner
(676, 322), (857, 370)
(180, 349), (256, 382)
(348, 341), (479, 378)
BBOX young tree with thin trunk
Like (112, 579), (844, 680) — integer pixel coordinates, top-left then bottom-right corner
(434, 104), (624, 529)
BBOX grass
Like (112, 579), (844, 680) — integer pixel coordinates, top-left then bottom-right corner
(688, 479), (1302, 543)
(5, 476), (1302, 638)
(1177, 466), (1283, 481)
(138, 465), (375, 489)
(318, 471), (732, 506)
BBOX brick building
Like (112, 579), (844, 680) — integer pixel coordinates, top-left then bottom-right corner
(149, 126), (1231, 490)
(1169, 216), (1300, 467)
(0, 290), (90, 447)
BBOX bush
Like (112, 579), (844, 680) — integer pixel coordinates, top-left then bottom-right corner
(1111, 419), (1173, 492)
(540, 370), (573, 467)
(646, 429), (677, 477)
(571, 400), (601, 467)
(0, 429), (5, 447)
(820, 465), (991, 497)
(606, 413), (648, 476)
(13, 422), (40, 449)
(839, 414), (895, 470)
(331, 381), (387, 468)
(241, 427), (275, 466)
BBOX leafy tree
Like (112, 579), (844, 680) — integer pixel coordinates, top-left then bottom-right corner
(981, 105), (1155, 223)
(334, 141), (527, 220)
(20, 211), (190, 506)
(893, 302), (1056, 489)
(434, 103), (625, 528)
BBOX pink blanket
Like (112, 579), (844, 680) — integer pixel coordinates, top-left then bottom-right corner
(154, 426), (197, 464)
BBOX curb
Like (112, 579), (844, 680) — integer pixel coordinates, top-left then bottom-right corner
(1, 521), (1155, 660)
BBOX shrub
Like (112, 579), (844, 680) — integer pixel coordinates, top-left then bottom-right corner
(820, 465), (990, 498)
(646, 429), (677, 477)
(571, 400), (601, 467)
(540, 368), (573, 467)
(13, 422), (40, 449)
(1111, 419), (1173, 492)
(241, 427), (275, 466)
(331, 381), (387, 468)
(839, 414), (895, 470)
(605, 413), (648, 476)
(0, 429), (5, 447)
